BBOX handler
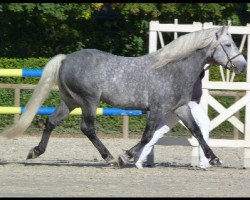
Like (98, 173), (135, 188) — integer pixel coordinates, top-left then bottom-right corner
(135, 69), (211, 169)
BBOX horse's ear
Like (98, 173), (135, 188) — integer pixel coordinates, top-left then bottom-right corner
(222, 26), (229, 34)
(216, 26), (229, 40)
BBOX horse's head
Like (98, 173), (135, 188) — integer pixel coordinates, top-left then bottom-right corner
(209, 26), (247, 74)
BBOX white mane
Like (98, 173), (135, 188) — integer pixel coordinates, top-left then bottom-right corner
(152, 27), (222, 69)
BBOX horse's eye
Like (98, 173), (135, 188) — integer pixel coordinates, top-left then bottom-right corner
(225, 44), (231, 47)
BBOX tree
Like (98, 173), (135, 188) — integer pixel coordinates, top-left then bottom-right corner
(0, 3), (104, 57)
(0, 3), (248, 58)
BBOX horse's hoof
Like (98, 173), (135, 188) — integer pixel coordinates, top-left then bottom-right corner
(26, 148), (40, 160)
(26, 149), (36, 159)
(118, 154), (129, 168)
(209, 157), (223, 166)
(107, 158), (119, 167)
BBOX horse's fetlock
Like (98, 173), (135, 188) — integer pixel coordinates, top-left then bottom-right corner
(210, 157), (222, 166)
(34, 146), (45, 156)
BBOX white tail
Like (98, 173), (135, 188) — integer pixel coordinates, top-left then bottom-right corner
(2, 54), (66, 138)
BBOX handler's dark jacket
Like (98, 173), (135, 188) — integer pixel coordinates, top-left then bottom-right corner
(191, 69), (205, 104)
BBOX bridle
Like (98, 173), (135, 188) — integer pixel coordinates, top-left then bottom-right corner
(211, 42), (242, 70)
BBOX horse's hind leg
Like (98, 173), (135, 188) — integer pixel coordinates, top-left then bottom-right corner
(175, 104), (222, 166)
(80, 101), (116, 165)
(26, 101), (71, 159)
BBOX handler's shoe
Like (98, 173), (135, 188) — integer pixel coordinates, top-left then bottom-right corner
(135, 161), (144, 169)
(199, 162), (211, 169)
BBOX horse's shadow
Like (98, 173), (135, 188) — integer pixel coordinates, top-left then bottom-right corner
(0, 159), (111, 168)
(155, 162), (245, 170)
(0, 160), (192, 169)
(0, 160), (244, 170)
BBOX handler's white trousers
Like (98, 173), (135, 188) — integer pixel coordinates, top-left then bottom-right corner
(136, 101), (210, 167)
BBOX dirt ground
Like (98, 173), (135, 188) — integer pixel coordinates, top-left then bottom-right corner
(0, 134), (250, 197)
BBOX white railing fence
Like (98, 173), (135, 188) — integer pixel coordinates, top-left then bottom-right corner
(148, 20), (250, 168)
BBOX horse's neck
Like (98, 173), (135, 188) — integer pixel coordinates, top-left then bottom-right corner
(157, 47), (208, 83)
(184, 47), (209, 82)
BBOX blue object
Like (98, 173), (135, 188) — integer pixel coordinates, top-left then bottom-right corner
(22, 69), (43, 77)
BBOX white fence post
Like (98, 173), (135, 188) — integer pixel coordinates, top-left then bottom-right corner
(244, 24), (250, 168)
(190, 21), (204, 167)
(146, 21), (159, 166)
(149, 21), (158, 53)
(122, 115), (129, 139)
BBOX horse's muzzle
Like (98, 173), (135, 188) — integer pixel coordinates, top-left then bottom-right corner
(232, 61), (247, 74)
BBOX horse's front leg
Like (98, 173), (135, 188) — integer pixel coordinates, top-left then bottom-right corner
(175, 104), (222, 166)
(118, 110), (160, 167)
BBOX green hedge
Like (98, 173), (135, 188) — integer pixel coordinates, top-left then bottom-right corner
(0, 58), (247, 138)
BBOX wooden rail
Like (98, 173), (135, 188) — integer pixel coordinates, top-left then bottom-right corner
(0, 83), (133, 138)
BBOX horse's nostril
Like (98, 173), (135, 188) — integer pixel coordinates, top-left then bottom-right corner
(240, 63), (247, 73)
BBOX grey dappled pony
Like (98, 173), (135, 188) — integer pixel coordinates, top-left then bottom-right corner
(2, 26), (247, 167)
